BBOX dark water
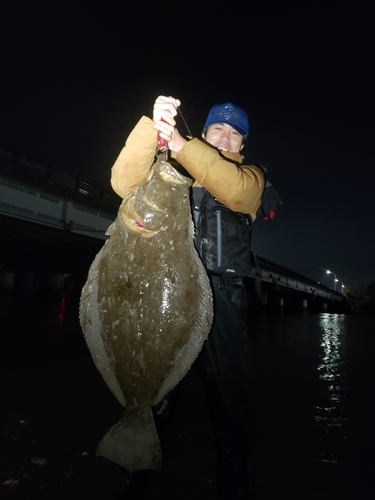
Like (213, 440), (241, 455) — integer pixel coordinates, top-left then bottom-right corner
(0, 294), (374, 499)
(247, 312), (375, 499)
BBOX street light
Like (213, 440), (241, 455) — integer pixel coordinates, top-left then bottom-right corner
(335, 278), (345, 295)
(326, 269), (337, 291)
(327, 270), (344, 294)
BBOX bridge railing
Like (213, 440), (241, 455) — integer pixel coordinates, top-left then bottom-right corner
(252, 254), (343, 298)
(0, 145), (120, 216)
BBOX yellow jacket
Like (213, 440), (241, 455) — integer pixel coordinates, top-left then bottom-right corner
(110, 116), (265, 220)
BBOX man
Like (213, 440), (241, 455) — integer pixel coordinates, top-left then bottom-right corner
(111, 96), (271, 499)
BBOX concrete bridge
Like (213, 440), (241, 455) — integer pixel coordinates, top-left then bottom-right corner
(0, 144), (344, 311)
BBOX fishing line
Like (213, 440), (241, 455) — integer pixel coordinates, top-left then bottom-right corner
(177, 107), (192, 137)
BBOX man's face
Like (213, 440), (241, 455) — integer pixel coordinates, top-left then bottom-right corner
(203, 123), (244, 153)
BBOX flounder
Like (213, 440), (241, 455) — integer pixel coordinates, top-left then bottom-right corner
(79, 154), (213, 472)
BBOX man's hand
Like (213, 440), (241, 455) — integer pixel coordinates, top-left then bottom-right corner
(153, 96), (181, 141)
(153, 96), (187, 153)
(168, 128), (187, 153)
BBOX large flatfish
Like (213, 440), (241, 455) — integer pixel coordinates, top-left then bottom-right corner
(79, 154), (213, 472)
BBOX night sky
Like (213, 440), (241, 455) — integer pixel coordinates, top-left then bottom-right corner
(1, 0), (374, 290)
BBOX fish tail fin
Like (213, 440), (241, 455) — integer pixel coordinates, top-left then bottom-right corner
(96, 409), (161, 473)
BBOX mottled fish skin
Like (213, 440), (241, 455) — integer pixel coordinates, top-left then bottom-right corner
(79, 155), (213, 472)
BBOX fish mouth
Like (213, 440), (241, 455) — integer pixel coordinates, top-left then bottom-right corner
(157, 160), (189, 185)
(120, 210), (157, 237)
(119, 192), (158, 237)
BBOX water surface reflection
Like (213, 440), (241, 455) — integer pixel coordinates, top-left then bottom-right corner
(316, 315), (349, 441)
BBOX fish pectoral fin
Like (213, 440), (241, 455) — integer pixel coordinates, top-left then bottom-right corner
(96, 410), (161, 472)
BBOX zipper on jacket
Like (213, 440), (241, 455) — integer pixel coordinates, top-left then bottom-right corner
(216, 210), (222, 268)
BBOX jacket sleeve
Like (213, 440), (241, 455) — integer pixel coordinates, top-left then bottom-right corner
(110, 116), (158, 199)
(176, 138), (265, 218)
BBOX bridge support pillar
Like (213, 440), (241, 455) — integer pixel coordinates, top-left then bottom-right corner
(279, 298), (284, 309)
(302, 299), (308, 309)
(322, 303), (328, 311)
(261, 292), (267, 306)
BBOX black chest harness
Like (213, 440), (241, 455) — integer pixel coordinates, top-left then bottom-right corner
(191, 187), (252, 280)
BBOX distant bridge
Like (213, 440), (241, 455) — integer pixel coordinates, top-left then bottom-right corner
(0, 145), (343, 308)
